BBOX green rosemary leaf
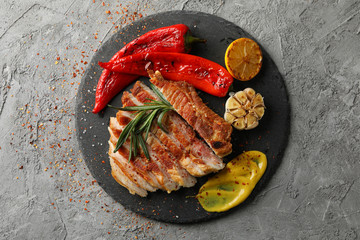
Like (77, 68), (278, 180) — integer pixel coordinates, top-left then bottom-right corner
(157, 109), (170, 133)
(137, 111), (152, 131)
(128, 130), (133, 162)
(107, 104), (121, 110)
(137, 111), (154, 134)
(117, 105), (164, 111)
(113, 111), (146, 153)
(132, 131), (138, 158)
(138, 134), (150, 160)
(144, 98), (165, 105)
(114, 119), (134, 152)
(144, 109), (160, 140)
(149, 83), (171, 106)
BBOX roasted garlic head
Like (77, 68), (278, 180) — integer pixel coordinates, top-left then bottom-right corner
(224, 88), (265, 130)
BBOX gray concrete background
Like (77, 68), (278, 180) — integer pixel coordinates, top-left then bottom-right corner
(1, 0), (359, 239)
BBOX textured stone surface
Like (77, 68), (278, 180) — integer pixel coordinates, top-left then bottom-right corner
(1, 0), (359, 239)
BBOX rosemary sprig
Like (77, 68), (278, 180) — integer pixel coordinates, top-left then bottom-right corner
(109, 83), (173, 162)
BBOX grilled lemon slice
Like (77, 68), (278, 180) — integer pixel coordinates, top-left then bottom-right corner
(225, 38), (262, 81)
(224, 88), (265, 130)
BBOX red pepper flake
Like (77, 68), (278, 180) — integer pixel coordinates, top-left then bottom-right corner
(106, 10), (111, 14)
(69, 198), (72, 202)
(85, 200), (89, 203)
(217, 193), (221, 196)
(102, 2), (105, 6)
(51, 203), (54, 205)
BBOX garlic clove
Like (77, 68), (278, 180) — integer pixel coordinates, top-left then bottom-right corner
(225, 96), (241, 110)
(245, 114), (259, 130)
(230, 108), (246, 117)
(224, 112), (236, 123)
(244, 88), (256, 100)
(252, 93), (264, 107)
(234, 91), (248, 104)
(253, 106), (265, 119)
(233, 117), (246, 130)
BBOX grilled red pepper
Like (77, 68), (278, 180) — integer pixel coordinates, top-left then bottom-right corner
(93, 24), (205, 113)
(98, 52), (233, 97)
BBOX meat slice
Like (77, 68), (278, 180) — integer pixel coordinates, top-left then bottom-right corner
(109, 156), (148, 197)
(109, 142), (156, 194)
(130, 81), (225, 176)
(121, 92), (197, 187)
(149, 71), (233, 157)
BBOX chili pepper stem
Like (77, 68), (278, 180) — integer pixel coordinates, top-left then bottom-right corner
(188, 35), (207, 44)
(185, 32), (206, 52)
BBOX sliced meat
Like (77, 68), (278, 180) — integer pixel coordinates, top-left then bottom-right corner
(110, 114), (178, 192)
(149, 70), (233, 157)
(130, 81), (225, 176)
(121, 92), (197, 188)
(107, 73), (232, 197)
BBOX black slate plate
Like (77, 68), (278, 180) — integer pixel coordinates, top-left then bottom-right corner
(75, 11), (290, 223)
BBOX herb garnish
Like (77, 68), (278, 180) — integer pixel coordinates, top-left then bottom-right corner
(109, 84), (173, 162)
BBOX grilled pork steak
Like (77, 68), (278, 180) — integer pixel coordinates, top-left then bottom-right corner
(108, 74), (231, 197)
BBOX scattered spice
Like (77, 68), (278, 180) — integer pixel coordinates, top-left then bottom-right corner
(10, 2), (175, 238)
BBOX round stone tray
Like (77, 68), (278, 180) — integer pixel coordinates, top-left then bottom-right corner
(76, 11), (290, 223)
